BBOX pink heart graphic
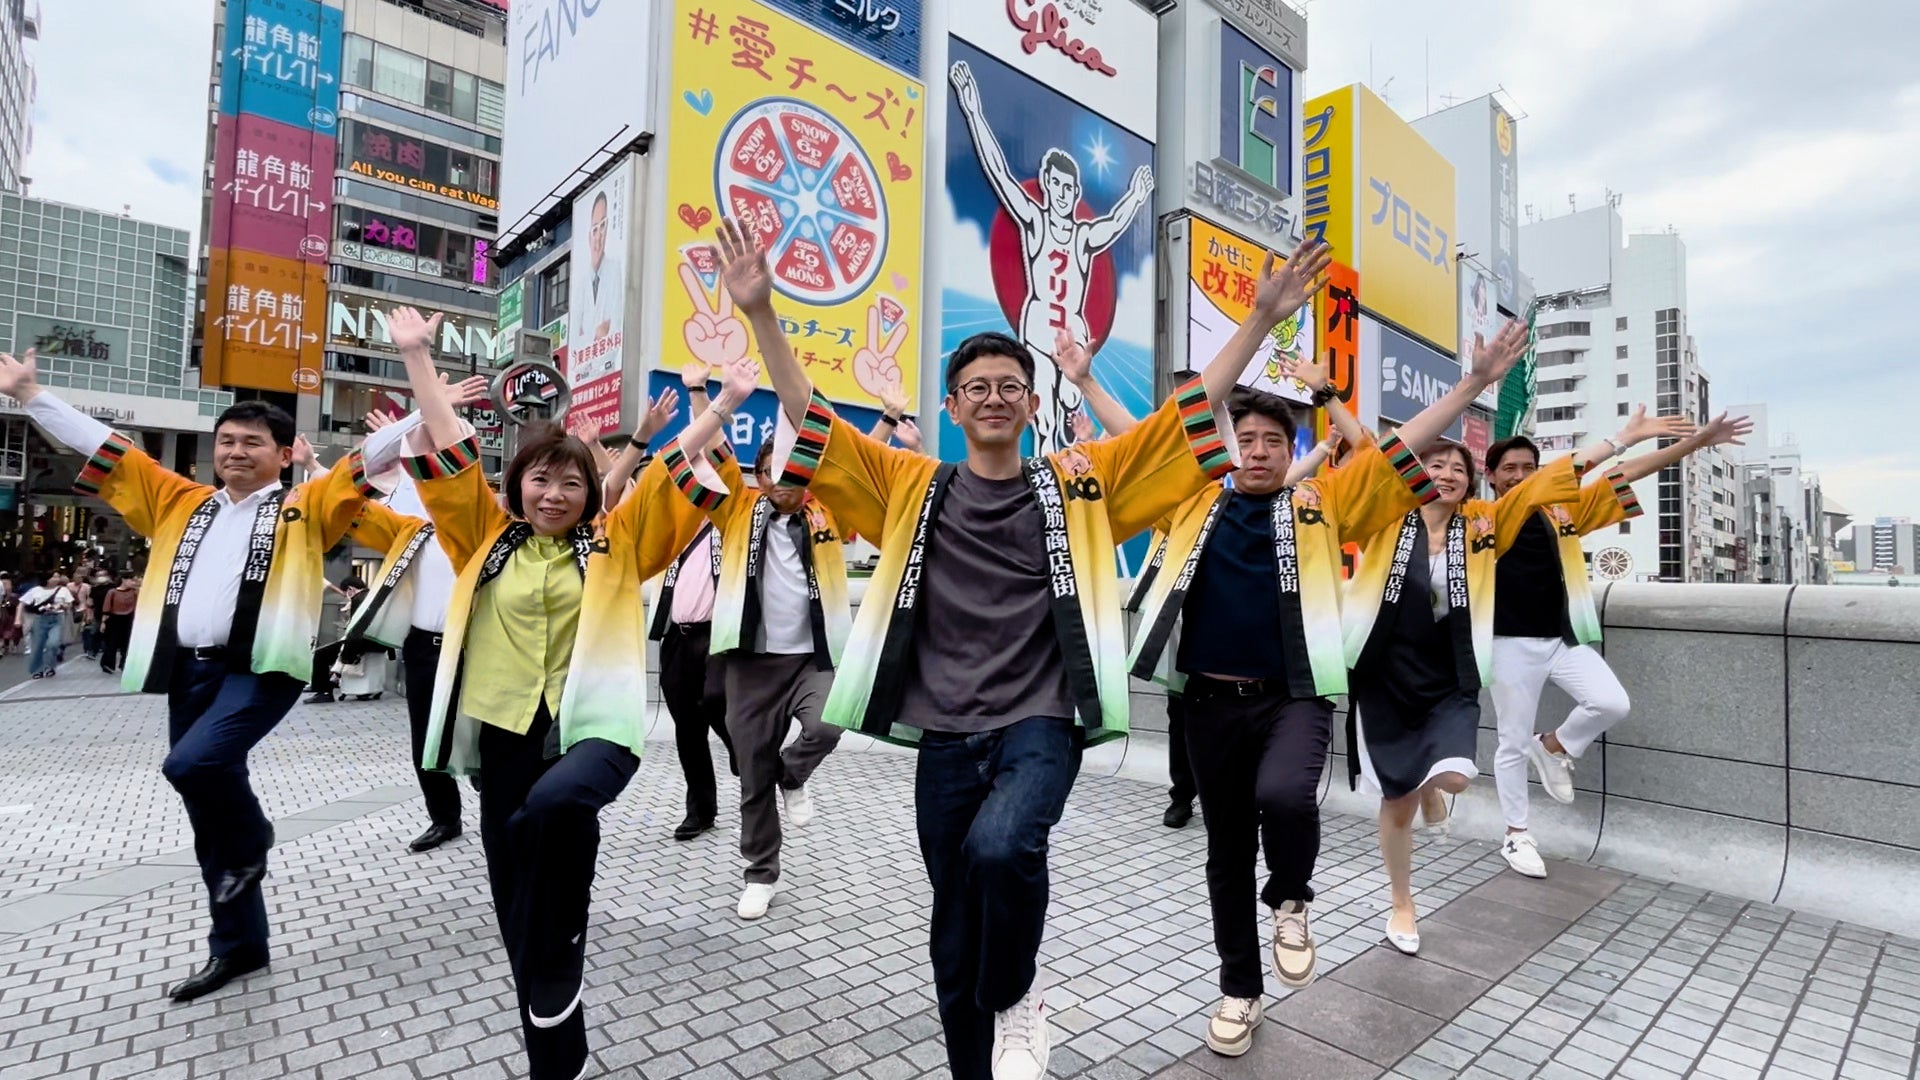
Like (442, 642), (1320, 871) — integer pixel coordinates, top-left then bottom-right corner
(890, 272), (909, 291)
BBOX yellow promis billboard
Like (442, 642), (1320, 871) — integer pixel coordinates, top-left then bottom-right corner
(1302, 84), (1456, 350)
(664, 0), (926, 410)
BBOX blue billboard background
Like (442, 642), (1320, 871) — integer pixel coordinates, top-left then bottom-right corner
(219, 0), (343, 131)
(754, 0), (922, 78)
(1375, 319), (1466, 442)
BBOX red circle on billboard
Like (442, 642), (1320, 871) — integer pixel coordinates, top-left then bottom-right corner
(986, 179), (1118, 354)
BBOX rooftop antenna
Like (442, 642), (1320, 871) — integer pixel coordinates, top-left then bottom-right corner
(1568, 193), (1577, 212)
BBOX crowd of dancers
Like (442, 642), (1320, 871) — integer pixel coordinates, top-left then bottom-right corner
(0, 225), (1750, 1080)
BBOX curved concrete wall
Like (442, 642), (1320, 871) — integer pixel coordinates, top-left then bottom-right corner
(1317, 583), (1920, 939)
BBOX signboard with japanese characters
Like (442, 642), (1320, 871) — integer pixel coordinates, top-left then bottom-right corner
(568, 157), (635, 434)
(1302, 83), (1457, 352)
(753, 0), (921, 77)
(14, 315), (133, 368)
(344, 119), (500, 211)
(949, 0), (1158, 141)
(664, 0), (926, 412)
(202, 0), (340, 395)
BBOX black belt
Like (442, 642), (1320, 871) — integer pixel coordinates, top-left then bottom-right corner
(406, 627), (444, 648)
(668, 621), (711, 634)
(185, 645), (227, 661)
(1182, 673), (1284, 701)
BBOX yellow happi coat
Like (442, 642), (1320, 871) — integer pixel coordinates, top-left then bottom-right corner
(679, 442), (851, 667)
(338, 496), (434, 650)
(775, 375), (1235, 746)
(1126, 430), (1438, 697)
(398, 430), (710, 774)
(1341, 456), (1584, 686)
(1523, 470), (1645, 644)
(74, 433), (373, 692)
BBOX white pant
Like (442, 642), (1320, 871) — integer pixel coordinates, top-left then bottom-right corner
(1489, 637), (1631, 830)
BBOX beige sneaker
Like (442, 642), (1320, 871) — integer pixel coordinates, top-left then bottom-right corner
(1270, 900), (1316, 988)
(1205, 996), (1263, 1056)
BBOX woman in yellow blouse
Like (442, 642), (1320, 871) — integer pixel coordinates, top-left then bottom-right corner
(382, 306), (756, 1080)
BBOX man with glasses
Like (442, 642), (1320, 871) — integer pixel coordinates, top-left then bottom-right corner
(705, 217), (1328, 1080)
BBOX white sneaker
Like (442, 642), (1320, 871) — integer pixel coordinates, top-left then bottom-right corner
(737, 881), (778, 919)
(1205, 996), (1263, 1056)
(991, 991), (1050, 1080)
(1501, 832), (1548, 878)
(781, 783), (815, 828)
(1526, 734), (1577, 804)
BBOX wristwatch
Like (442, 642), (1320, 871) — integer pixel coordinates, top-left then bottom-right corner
(1310, 384), (1338, 407)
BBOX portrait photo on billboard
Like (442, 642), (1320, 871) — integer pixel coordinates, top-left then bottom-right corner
(568, 163), (630, 432)
(1459, 262), (1503, 408)
(941, 37), (1156, 455)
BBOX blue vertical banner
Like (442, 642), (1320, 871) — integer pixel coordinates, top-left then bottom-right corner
(219, 0), (343, 129)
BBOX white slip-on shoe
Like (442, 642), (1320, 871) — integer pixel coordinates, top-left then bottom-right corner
(1384, 913), (1421, 956)
(780, 783), (815, 828)
(1501, 832), (1549, 878)
(1526, 734), (1577, 804)
(737, 881), (779, 920)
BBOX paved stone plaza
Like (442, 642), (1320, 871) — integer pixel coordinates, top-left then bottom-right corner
(1, 666), (1916, 1079)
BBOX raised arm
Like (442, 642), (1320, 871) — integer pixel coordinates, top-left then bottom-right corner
(388, 307), (464, 450)
(1393, 319), (1528, 453)
(711, 218), (812, 426)
(1570, 405), (1699, 478)
(1281, 351), (1372, 449)
(1283, 434), (1337, 485)
(1202, 240), (1332, 406)
(1055, 329), (1138, 436)
(1083, 167), (1154, 253)
(950, 61), (1041, 231)
(1613, 411), (1751, 483)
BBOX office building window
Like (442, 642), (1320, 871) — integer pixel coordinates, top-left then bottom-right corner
(1618, 373), (1630, 387)
(1619, 521), (1631, 535)
(426, 62), (456, 117)
(372, 44), (426, 103)
(452, 71), (478, 124)
(1616, 345), (1629, 359)
(1616, 316), (1628, 331)
(344, 35), (374, 89)
(1618, 402), (1630, 416)
(541, 260), (570, 320)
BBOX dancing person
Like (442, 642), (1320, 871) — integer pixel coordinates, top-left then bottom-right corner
(680, 436), (851, 920)
(0, 348), (380, 1002)
(385, 305), (752, 1080)
(1343, 417), (1679, 953)
(334, 378), (492, 852)
(649, 362), (738, 842)
(100, 571), (138, 674)
(713, 216), (1328, 1080)
(1122, 336), (1517, 1058)
(1487, 411), (1752, 877)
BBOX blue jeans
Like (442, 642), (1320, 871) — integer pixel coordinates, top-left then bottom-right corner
(164, 657), (306, 960)
(915, 716), (1083, 1080)
(27, 615), (62, 676)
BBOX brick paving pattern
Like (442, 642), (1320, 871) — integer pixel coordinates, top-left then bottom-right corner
(1, 664), (1915, 1078)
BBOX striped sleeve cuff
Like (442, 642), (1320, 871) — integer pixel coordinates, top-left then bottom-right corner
(1173, 376), (1234, 481)
(72, 431), (135, 496)
(663, 438), (728, 512)
(1379, 430), (1439, 504)
(344, 449), (381, 499)
(777, 388), (835, 489)
(1607, 469), (1644, 519)
(1572, 455), (1591, 479)
(404, 435), (481, 482)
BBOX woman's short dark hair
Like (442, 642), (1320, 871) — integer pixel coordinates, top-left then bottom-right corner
(1227, 388), (1300, 446)
(945, 332), (1036, 394)
(502, 422), (602, 525)
(1485, 436), (1539, 474)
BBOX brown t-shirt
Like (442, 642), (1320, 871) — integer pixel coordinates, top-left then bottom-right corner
(104, 586), (138, 616)
(899, 465), (1073, 734)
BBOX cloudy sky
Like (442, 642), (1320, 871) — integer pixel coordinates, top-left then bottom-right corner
(21, 0), (1920, 529)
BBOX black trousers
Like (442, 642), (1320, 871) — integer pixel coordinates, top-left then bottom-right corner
(403, 629), (461, 829)
(1183, 685), (1333, 999)
(101, 613), (132, 671)
(478, 705), (637, 1080)
(308, 641), (343, 694)
(917, 716), (1083, 1080)
(658, 622), (735, 823)
(1167, 693), (1195, 805)
(164, 657), (306, 961)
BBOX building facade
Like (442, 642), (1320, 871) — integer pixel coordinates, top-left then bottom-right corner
(0, 193), (234, 571)
(0, 0), (36, 193)
(1520, 204), (1733, 582)
(194, 0), (507, 462)
(1866, 516), (1918, 575)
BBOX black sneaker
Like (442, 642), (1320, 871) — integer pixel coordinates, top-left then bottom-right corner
(1163, 801), (1194, 828)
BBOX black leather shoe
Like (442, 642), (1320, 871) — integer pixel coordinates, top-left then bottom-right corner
(408, 824), (461, 852)
(215, 827), (273, 904)
(1163, 801), (1194, 828)
(168, 951), (268, 1002)
(673, 814), (714, 841)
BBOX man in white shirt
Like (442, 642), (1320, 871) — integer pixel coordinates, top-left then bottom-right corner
(20, 573), (74, 679)
(0, 347), (378, 1004)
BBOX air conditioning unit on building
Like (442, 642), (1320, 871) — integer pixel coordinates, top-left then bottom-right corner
(513, 329), (555, 364)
